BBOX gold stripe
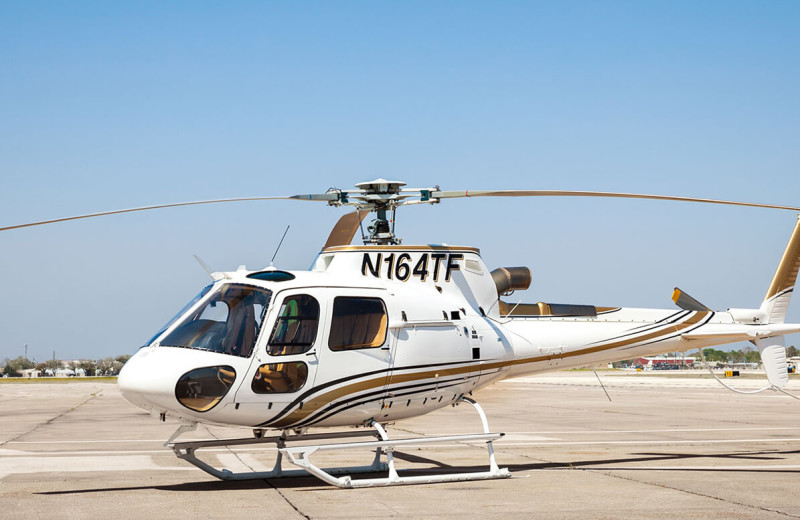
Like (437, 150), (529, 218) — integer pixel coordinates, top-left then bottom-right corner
(516, 311), (708, 364)
(270, 312), (709, 427)
(499, 301), (620, 316)
(765, 215), (800, 301)
(272, 373), (390, 427)
(273, 362), (481, 427)
(323, 211), (366, 249)
(323, 245), (481, 254)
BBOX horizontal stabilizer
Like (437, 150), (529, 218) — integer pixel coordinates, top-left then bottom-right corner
(681, 330), (756, 342)
(672, 287), (711, 311)
(681, 323), (800, 342)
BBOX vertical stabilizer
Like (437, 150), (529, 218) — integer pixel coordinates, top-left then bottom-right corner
(755, 336), (789, 388)
(761, 215), (800, 324)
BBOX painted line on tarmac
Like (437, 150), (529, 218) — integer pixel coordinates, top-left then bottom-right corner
(499, 437), (800, 447)
(6, 426), (800, 444)
(0, 455), (196, 479)
(505, 426), (800, 435)
(523, 464), (800, 473)
(14, 436), (794, 454)
(0, 446), (280, 457)
(6, 439), (173, 444)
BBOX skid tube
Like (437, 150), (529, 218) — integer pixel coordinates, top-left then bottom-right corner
(166, 397), (510, 488)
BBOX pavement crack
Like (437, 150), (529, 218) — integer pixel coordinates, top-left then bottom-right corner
(203, 427), (310, 519)
(590, 469), (800, 519)
(265, 479), (311, 520)
(0, 389), (103, 447)
(515, 449), (800, 519)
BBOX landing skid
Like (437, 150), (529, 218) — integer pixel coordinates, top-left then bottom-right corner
(166, 397), (510, 488)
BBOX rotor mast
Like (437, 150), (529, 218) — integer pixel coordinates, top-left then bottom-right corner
(319, 179), (441, 245)
(353, 179), (403, 245)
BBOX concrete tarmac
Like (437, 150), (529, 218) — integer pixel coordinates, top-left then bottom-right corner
(2, 371), (800, 519)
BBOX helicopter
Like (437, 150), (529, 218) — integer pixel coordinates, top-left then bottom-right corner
(3, 178), (800, 488)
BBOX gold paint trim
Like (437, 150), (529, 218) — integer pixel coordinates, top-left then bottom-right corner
(323, 245), (481, 254)
(765, 215), (800, 301)
(323, 211), (367, 249)
(270, 312), (709, 427)
(498, 301), (620, 317)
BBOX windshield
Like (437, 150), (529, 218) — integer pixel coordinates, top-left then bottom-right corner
(144, 284), (214, 347)
(159, 284), (272, 358)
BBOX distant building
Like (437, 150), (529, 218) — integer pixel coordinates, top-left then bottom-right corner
(633, 356), (697, 367)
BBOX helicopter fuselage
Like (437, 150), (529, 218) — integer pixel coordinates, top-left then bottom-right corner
(118, 244), (791, 431)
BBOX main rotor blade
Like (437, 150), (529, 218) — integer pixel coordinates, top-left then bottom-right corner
(0, 196), (297, 232)
(430, 189), (800, 212)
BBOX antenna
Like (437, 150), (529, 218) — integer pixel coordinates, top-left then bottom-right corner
(193, 254), (230, 280)
(271, 225), (290, 266)
(193, 254), (215, 278)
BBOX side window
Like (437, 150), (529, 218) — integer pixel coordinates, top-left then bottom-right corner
(251, 362), (309, 394)
(329, 297), (387, 351)
(267, 294), (320, 355)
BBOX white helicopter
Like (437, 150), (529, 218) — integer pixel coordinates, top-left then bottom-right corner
(4, 179), (800, 488)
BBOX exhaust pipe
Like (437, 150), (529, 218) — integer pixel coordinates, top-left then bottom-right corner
(491, 267), (531, 296)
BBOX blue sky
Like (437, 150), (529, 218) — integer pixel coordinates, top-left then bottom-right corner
(1, 1), (799, 362)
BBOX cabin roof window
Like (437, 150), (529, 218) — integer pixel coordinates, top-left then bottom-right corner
(328, 297), (387, 351)
(247, 271), (296, 282)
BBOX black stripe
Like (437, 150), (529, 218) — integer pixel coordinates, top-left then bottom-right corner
(265, 374), (479, 429)
(256, 358), (479, 426)
(300, 380), (471, 428)
(585, 310), (690, 346)
(620, 312), (715, 350)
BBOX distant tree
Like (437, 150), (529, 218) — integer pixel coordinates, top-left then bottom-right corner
(742, 346), (760, 364)
(115, 354), (131, 365)
(2, 356), (34, 376)
(788, 345), (798, 358)
(702, 348), (727, 363)
(78, 360), (97, 376)
(97, 357), (124, 375)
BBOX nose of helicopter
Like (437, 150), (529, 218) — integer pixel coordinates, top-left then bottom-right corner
(118, 347), (181, 412)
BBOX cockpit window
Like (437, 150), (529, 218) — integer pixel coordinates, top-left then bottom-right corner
(144, 284), (213, 347)
(159, 284), (271, 358)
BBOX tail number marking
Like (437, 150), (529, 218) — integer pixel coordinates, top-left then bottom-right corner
(362, 253), (463, 282)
